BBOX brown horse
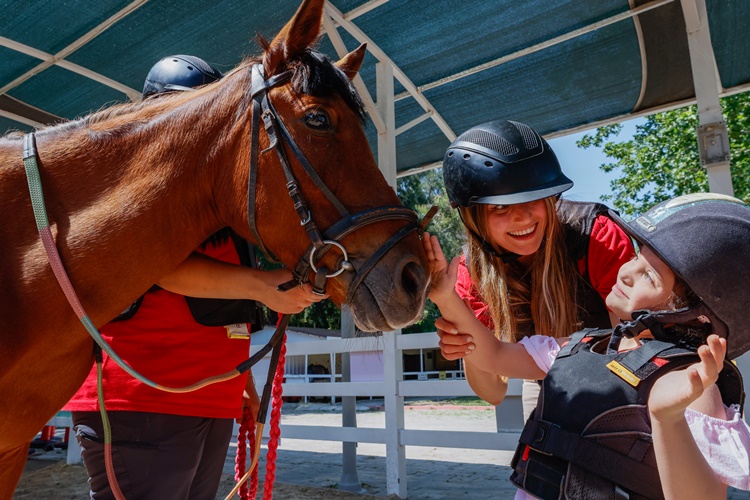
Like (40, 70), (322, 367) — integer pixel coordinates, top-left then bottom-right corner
(0, 0), (429, 495)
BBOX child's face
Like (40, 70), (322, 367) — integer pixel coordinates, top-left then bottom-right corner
(485, 199), (548, 258)
(606, 245), (676, 321)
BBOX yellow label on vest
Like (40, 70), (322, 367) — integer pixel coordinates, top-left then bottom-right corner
(225, 323), (250, 339)
(606, 360), (641, 387)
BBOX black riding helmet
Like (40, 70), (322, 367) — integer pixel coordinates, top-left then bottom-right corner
(443, 120), (573, 208)
(609, 193), (750, 360)
(142, 55), (222, 97)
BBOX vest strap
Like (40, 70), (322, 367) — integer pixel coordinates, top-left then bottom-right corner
(519, 419), (663, 499)
(618, 340), (675, 373)
(557, 328), (599, 358)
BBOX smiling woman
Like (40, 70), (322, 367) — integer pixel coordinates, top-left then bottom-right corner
(433, 119), (634, 416)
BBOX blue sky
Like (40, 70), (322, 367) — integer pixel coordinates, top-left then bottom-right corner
(549, 118), (644, 204)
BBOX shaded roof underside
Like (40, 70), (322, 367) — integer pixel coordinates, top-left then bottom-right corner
(1, 0), (748, 175)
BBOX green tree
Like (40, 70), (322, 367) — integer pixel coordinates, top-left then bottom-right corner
(397, 168), (465, 333)
(577, 92), (750, 216)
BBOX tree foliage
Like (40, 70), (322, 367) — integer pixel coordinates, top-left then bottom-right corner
(577, 92), (750, 216)
(397, 168), (465, 333)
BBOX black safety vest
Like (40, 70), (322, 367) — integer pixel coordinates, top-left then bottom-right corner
(558, 199), (616, 330)
(510, 329), (745, 500)
(115, 229), (264, 330)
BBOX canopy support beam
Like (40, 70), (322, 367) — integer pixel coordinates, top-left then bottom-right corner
(324, 0), (456, 185)
(0, 0), (145, 101)
(680, 0), (734, 196)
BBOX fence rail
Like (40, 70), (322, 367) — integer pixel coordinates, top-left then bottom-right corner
(251, 330), (524, 498)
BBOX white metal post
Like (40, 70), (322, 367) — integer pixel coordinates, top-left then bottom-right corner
(376, 61), (397, 188)
(339, 305), (362, 492)
(330, 351), (336, 404)
(680, 0), (734, 196)
(383, 330), (407, 498)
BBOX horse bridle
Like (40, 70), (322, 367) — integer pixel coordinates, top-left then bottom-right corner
(21, 66), (435, 498)
(244, 64), (435, 301)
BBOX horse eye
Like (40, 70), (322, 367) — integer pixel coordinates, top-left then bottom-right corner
(303, 111), (330, 130)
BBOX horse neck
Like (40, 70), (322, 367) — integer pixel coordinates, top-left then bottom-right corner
(23, 90), (246, 326)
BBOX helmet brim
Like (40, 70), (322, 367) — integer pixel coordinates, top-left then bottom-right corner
(606, 208), (676, 273)
(469, 175), (573, 206)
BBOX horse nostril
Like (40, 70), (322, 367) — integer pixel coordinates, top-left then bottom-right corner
(400, 261), (424, 299)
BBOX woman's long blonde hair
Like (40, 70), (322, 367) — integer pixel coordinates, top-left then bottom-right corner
(460, 197), (579, 342)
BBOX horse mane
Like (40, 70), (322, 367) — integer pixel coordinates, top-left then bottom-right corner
(12, 41), (365, 146)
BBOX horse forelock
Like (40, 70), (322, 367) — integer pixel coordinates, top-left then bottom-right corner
(256, 34), (365, 122)
(288, 49), (365, 123)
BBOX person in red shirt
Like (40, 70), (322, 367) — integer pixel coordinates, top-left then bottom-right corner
(64, 55), (326, 500)
(435, 119), (634, 417)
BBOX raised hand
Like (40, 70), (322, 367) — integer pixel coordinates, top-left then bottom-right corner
(422, 232), (460, 304)
(649, 334), (726, 423)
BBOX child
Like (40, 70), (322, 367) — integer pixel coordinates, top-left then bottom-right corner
(424, 193), (750, 500)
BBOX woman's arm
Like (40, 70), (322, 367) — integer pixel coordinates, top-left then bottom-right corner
(423, 233), (545, 380)
(649, 335), (728, 499)
(155, 252), (326, 314)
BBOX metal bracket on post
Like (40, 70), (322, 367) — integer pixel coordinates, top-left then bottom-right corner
(696, 121), (730, 166)
(696, 120), (734, 194)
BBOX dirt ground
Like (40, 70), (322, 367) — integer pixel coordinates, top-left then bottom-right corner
(14, 404), (750, 499)
(14, 461), (382, 500)
(13, 404), (508, 499)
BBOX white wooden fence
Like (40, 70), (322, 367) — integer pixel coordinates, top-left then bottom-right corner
(251, 331), (524, 499)
(51, 330), (750, 499)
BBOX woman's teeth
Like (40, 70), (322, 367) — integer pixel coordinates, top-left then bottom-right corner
(509, 224), (536, 237)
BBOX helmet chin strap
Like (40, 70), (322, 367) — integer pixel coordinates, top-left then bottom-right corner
(607, 303), (715, 354)
(607, 311), (663, 354)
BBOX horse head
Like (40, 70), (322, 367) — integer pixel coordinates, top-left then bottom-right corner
(215, 0), (430, 331)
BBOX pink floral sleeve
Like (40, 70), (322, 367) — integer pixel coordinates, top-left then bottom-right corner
(685, 405), (750, 490)
(517, 335), (560, 374)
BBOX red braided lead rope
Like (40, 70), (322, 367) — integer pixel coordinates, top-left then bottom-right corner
(234, 407), (257, 500)
(263, 333), (287, 500)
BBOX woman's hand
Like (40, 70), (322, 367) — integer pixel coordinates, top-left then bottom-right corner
(648, 334), (726, 424)
(435, 317), (475, 360)
(239, 376), (261, 424)
(260, 269), (328, 314)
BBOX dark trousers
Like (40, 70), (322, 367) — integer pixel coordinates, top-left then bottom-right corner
(72, 411), (234, 500)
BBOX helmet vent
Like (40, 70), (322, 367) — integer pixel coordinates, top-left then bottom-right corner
(460, 129), (519, 157)
(179, 55), (216, 77)
(510, 120), (540, 150)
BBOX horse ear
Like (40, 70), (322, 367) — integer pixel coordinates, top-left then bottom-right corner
(336, 43), (367, 80)
(263, 0), (324, 75)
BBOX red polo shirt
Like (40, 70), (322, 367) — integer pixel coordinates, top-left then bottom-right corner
(65, 239), (250, 419)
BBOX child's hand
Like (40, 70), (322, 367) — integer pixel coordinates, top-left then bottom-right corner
(422, 232), (460, 304)
(648, 334), (726, 424)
